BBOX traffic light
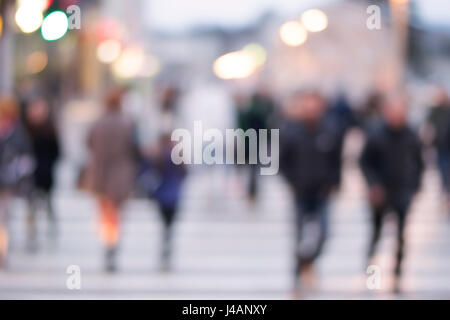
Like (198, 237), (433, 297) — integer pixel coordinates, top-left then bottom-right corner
(41, 10), (68, 41)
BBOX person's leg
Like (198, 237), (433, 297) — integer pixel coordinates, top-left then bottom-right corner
(0, 193), (9, 268)
(98, 197), (120, 271)
(45, 190), (58, 239)
(437, 150), (450, 193)
(393, 205), (409, 292)
(26, 191), (38, 252)
(438, 150), (450, 216)
(248, 164), (258, 202)
(294, 198), (306, 277)
(294, 196), (328, 291)
(307, 199), (330, 263)
(159, 206), (177, 270)
(367, 203), (386, 266)
(45, 190), (56, 223)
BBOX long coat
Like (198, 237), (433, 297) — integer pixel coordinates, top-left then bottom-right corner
(279, 118), (341, 199)
(360, 122), (424, 206)
(86, 111), (137, 206)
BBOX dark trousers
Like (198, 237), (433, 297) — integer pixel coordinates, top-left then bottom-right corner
(159, 206), (177, 240)
(437, 149), (450, 193)
(367, 195), (411, 278)
(158, 205), (177, 262)
(294, 196), (329, 273)
(248, 164), (259, 200)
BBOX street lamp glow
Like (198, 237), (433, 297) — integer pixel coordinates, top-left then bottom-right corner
(279, 21), (307, 47)
(97, 39), (122, 64)
(39, 0), (53, 11)
(15, 5), (43, 33)
(41, 11), (69, 41)
(213, 51), (256, 80)
(17, 0), (52, 11)
(242, 43), (267, 68)
(301, 9), (328, 32)
(112, 46), (145, 79)
(26, 51), (48, 74)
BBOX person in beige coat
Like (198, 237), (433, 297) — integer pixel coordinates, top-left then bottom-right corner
(86, 88), (137, 271)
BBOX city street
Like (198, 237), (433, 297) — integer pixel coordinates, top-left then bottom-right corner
(1, 0), (450, 304)
(1, 158), (449, 299)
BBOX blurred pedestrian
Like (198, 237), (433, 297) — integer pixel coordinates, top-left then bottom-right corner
(424, 87), (450, 208)
(0, 96), (34, 268)
(86, 88), (137, 272)
(360, 93), (424, 292)
(143, 133), (187, 271)
(360, 91), (384, 131)
(325, 92), (358, 188)
(140, 86), (187, 271)
(160, 86), (180, 130)
(23, 96), (60, 238)
(237, 88), (275, 203)
(280, 90), (341, 290)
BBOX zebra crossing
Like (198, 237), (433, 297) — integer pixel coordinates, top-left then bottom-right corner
(0, 163), (449, 299)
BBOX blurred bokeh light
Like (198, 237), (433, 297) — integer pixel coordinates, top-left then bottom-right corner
(97, 39), (122, 64)
(15, 2), (44, 33)
(213, 51), (256, 79)
(112, 46), (146, 79)
(26, 51), (48, 74)
(279, 20), (308, 46)
(301, 9), (328, 32)
(41, 10), (69, 41)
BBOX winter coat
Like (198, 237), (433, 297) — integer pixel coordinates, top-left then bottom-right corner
(360, 122), (424, 202)
(280, 118), (341, 198)
(86, 111), (137, 205)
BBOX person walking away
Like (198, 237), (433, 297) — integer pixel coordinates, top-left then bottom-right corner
(0, 96), (34, 267)
(360, 94), (424, 292)
(23, 96), (60, 238)
(423, 87), (450, 210)
(360, 91), (384, 132)
(86, 89), (137, 272)
(280, 90), (341, 291)
(237, 89), (275, 203)
(148, 134), (187, 271)
(325, 92), (358, 189)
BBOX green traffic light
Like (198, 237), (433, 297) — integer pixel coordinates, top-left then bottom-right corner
(41, 10), (68, 41)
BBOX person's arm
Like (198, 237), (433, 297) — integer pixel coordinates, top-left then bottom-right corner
(326, 120), (345, 189)
(359, 131), (381, 186)
(412, 132), (425, 192)
(279, 124), (297, 187)
(360, 134), (386, 205)
(16, 125), (35, 178)
(50, 128), (61, 161)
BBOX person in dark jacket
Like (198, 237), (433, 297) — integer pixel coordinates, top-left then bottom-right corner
(325, 93), (358, 188)
(0, 96), (34, 267)
(280, 90), (341, 289)
(23, 97), (60, 237)
(360, 94), (424, 293)
(424, 87), (450, 204)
